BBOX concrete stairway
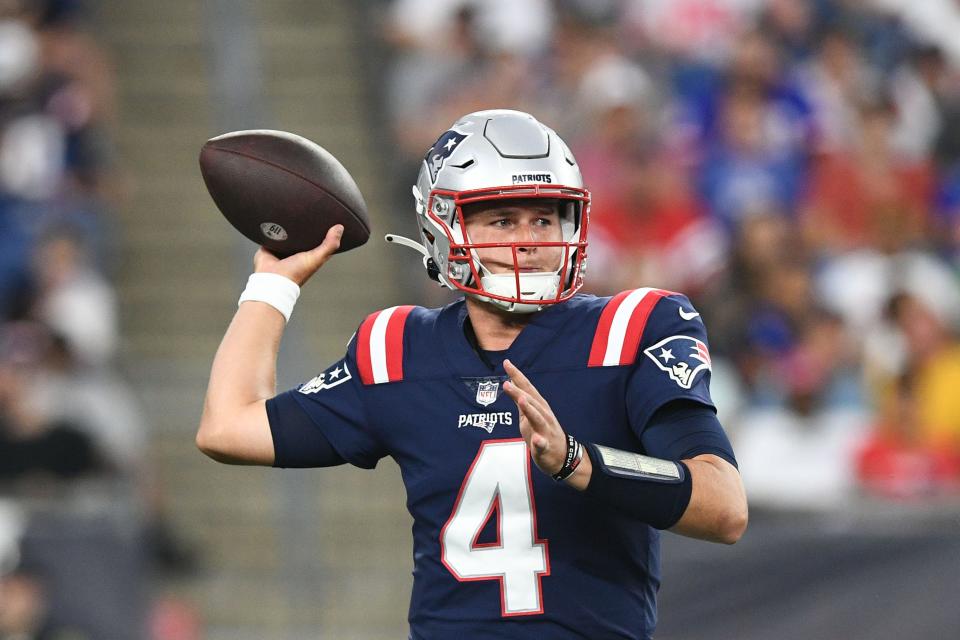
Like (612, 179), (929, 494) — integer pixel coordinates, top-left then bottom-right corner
(97, 1), (412, 637)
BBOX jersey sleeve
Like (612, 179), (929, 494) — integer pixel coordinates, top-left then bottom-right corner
(639, 399), (738, 468)
(624, 292), (716, 433)
(268, 332), (387, 470)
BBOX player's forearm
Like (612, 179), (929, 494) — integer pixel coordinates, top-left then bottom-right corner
(206, 302), (285, 406)
(670, 455), (747, 544)
(197, 303), (284, 452)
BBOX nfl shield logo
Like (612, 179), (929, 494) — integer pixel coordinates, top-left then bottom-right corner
(476, 380), (499, 407)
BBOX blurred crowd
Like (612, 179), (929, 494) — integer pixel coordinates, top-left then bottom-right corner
(4, 0), (960, 635)
(383, 0), (960, 508)
(0, 2), (195, 638)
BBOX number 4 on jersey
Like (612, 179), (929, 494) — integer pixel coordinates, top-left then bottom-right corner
(441, 439), (550, 616)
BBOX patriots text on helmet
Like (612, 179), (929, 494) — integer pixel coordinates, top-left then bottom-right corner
(511, 173), (554, 184)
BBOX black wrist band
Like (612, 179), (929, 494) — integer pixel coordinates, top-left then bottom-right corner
(552, 433), (583, 482)
(583, 442), (692, 529)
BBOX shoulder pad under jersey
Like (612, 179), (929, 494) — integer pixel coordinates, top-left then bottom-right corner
(587, 288), (680, 367)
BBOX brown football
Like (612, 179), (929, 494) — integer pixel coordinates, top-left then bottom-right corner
(199, 130), (370, 257)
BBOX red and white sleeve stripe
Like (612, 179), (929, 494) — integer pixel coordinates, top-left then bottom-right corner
(356, 305), (415, 385)
(588, 288), (672, 367)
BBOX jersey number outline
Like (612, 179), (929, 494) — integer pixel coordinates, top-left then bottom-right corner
(440, 439), (550, 616)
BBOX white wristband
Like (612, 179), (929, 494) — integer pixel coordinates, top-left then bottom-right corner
(238, 273), (301, 322)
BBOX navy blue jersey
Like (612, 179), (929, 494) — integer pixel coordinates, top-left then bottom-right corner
(270, 288), (727, 639)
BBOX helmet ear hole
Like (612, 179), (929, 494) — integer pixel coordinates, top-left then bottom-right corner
(566, 249), (581, 288)
(425, 257), (441, 282)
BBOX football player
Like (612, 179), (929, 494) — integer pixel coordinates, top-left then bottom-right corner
(197, 110), (747, 639)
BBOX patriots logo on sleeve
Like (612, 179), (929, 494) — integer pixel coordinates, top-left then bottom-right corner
(425, 130), (468, 182)
(643, 335), (711, 389)
(299, 361), (353, 394)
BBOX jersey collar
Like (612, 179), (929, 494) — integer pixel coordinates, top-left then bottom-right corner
(436, 297), (572, 378)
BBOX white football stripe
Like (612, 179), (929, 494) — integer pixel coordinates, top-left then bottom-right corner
(369, 306), (398, 384)
(603, 288), (654, 366)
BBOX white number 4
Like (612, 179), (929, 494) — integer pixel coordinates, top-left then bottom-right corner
(440, 439), (550, 616)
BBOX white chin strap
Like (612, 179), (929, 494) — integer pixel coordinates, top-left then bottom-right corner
(477, 272), (561, 314)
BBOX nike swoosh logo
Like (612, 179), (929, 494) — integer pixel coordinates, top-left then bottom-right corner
(678, 308), (700, 321)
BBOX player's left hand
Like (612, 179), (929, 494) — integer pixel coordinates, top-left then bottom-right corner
(502, 359), (570, 476)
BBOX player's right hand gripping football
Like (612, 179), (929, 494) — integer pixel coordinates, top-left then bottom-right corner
(253, 224), (343, 286)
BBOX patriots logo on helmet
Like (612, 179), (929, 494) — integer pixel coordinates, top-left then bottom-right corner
(643, 335), (711, 390)
(425, 130), (468, 183)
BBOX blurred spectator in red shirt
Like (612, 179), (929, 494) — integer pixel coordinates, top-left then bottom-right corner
(802, 98), (935, 254)
(574, 54), (724, 295)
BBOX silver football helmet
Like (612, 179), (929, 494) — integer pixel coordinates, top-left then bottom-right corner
(386, 110), (590, 313)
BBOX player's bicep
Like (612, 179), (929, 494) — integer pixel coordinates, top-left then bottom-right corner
(639, 399), (737, 468)
(197, 399), (276, 466)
